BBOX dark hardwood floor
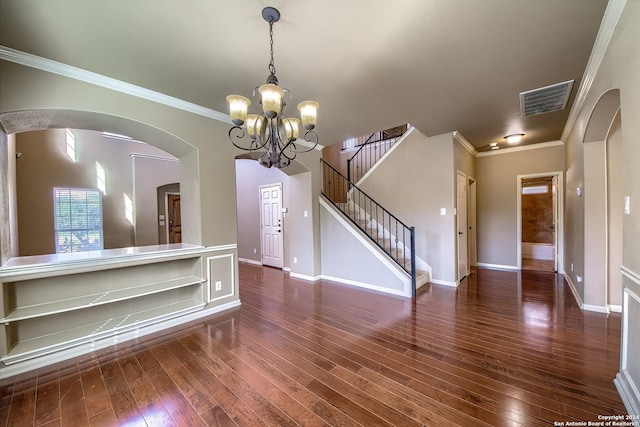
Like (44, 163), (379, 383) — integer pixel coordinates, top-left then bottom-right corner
(0, 264), (626, 426)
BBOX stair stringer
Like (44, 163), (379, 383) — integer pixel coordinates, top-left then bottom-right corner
(337, 198), (431, 280)
(320, 197), (431, 297)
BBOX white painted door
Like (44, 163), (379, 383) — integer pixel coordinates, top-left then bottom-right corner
(260, 183), (284, 268)
(457, 171), (468, 281)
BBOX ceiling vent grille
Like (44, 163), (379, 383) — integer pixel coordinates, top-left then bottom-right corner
(520, 80), (574, 117)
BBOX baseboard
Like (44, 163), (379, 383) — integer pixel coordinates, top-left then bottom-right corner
(476, 262), (519, 271)
(564, 273), (586, 310)
(0, 299), (241, 380)
(238, 257), (262, 266)
(615, 371), (640, 419)
(289, 272), (322, 282)
(609, 304), (622, 313)
(430, 279), (458, 287)
(582, 304), (610, 313)
(320, 274), (411, 298)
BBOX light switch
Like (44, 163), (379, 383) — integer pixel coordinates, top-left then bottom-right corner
(304, 210), (308, 218)
(440, 208), (446, 216)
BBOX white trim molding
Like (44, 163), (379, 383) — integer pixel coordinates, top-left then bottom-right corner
(476, 262), (519, 271)
(615, 268), (640, 417)
(238, 257), (262, 266)
(0, 45), (231, 124)
(561, 0), (628, 142)
(477, 140), (564, 157)
(453, 131), (478, 157)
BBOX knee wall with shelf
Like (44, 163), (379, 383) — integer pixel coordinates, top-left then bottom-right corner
(0, 243), (239, 377)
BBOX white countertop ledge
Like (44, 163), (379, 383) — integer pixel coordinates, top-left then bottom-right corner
(0, 243), (235, 277)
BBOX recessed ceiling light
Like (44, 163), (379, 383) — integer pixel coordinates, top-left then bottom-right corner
(505, 133), (524, 144)
(489, 142), (498, 147)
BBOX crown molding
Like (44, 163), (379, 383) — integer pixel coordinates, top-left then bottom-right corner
(0, 45), (232, 123)
(453, 131), (478, 157)
(561, 0), (627, 142)
(0, 45), (326, 151)
(476, 140), (563, 157)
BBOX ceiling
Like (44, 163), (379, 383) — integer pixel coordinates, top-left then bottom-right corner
(0, 0), (608, 151)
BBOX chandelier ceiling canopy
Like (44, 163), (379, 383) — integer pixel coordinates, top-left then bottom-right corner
(226, 7), (319, 169)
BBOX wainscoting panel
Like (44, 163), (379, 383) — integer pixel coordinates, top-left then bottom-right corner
(616, 267), (640, 416)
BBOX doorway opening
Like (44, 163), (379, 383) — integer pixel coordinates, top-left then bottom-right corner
(457, 171), (477, 283)
(157, 183), (181, 244)
(260, 183), (284, 269)
(517, 172), (564, 273)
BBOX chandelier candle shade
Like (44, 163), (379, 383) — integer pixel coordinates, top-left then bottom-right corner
(226, 6), (319, 168)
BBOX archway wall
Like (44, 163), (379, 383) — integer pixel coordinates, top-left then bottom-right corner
(0, 60), (234, 249)
(563, 0), (640, 308)
(0, 60), (322, 277)
(562, 0), (640, 415)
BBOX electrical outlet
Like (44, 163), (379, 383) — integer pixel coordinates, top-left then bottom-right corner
(571, 263), (574, 272)
(293, 257), (298, 264)
(253, 248), (257, 254)
(215, 280), (222, 291)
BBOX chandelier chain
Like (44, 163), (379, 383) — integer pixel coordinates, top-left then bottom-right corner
(268, 20), (276, 76)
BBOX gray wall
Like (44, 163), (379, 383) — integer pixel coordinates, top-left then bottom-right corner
(131, 153), (180, 246)
(320, 202), (405, 292)
(561, 0), (639, 413)
(358, 129), (457, 284)
(476, 144), (564, 268)
(13, 129), (177, 255)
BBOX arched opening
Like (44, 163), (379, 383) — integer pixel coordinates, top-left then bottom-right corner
(0, 109), (200, 263)
(582, 89), (622, 312)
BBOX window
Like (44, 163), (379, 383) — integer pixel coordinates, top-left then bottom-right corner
(54, 188), (103, 253)
(96, 162), (106, 194)
(66, 129), (76, 162)
(123, 193), (134, 224)
(522, 185), (549, 195)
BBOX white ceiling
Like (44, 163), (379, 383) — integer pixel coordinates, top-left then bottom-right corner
(0, 0), (608, 151)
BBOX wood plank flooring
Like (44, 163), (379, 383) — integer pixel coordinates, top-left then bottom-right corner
(0, 264), (626, 426)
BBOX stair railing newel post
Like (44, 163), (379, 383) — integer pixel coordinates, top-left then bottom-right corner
(410, 226), (416, 298)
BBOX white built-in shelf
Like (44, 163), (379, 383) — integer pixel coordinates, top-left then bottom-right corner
(2, 276), (204, 323)
(1, 299), (205, 365)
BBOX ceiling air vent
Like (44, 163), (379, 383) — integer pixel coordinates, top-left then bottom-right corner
(520, 80), (574, 117)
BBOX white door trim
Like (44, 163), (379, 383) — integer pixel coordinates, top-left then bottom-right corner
(456, 170), (469, 282)
(516, 171), (564, 273)
(259, 183), (284, 269)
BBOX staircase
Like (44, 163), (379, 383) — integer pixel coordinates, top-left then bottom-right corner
(346, 124), (408, 184)
(321, 159), (430, 297)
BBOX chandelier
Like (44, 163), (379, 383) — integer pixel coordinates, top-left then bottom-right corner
(226, 7), (319, 169)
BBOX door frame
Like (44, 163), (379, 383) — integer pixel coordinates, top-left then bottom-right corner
(468, 176), (477, 268)
(516, 171), (564, 273)
(456, 170), (469, 282)
(164, 191), (180, 243)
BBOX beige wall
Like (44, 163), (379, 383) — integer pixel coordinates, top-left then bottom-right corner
(607, 112), (623, 307)
(14, 129), (176, 255)
(476, 145), (564, 268)
(235, 159), (289, 263)
(0, 60), (324, 276)
(561, 0), (639, 413)
(358, 129), (457, 284)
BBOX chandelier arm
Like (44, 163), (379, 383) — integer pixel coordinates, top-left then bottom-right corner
(288, 130), (319, 153)
(228, 126), (270, 152)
